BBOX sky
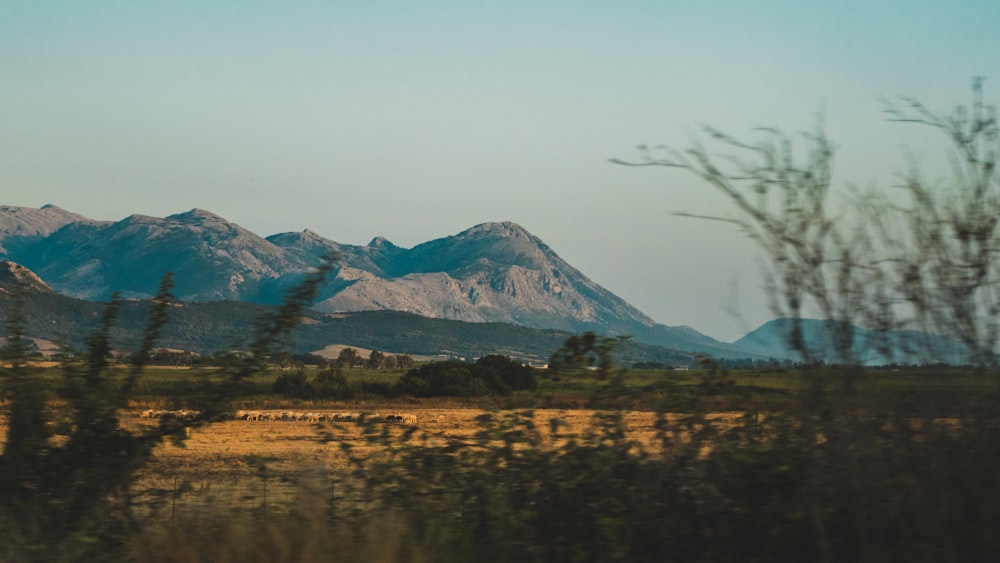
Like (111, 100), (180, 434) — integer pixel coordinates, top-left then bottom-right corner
(2, 1), (999, 342)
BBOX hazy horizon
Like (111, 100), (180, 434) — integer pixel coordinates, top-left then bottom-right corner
(4, 1), (998, 341)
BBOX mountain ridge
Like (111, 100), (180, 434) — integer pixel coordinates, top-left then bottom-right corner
(0, 204), (759, 358)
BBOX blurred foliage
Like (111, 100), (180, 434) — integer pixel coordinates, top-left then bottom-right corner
(0, 257), (338, 561)
(124, 390), (1000, 563)
(548, 331), (631, 379)
(0, 275), (178, 561)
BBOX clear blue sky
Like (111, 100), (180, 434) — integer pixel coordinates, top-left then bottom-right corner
(3, 1), (998, 341)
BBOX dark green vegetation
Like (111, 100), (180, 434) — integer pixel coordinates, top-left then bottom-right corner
(34, 360), (1000, 415)
(209, 354), (539, 402)
(0, 288), (700, 366)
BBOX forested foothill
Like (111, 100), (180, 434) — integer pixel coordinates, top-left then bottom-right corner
(2, 85), (1000, 562)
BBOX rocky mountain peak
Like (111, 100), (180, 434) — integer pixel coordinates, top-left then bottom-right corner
(367, 236), (397, 249)
(120, 213), (159, 226)
(0, 204), (105, 254)
(464, 221), (531, 238)
(270, 229), (327, 245)
(0, 204), (99, 235)
(167, 208), (229, 225)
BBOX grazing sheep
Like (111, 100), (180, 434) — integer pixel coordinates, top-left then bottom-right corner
(177, 409), (199, 421)
(385, 413), (418, 425)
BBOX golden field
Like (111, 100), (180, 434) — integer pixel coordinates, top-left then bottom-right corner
(1, 404), (727, 522)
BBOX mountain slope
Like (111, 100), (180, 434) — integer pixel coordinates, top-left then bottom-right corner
(307, 221), (656, 334)
(10, 208), (307, 302)
(0, 272), (697, 366)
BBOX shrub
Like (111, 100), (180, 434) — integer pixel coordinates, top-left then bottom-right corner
(397, 355), (537, 397)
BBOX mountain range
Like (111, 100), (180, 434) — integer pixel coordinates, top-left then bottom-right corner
(0, 204), (965, 365)
(0, 204), (766, 359)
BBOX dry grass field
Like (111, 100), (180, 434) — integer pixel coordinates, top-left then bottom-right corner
(0, 403), (740, 551)
(0, 405), (739, 523)
(116, 407), (673, 522)
(4, 384), (999, 561)
(140, 407), (660, 471)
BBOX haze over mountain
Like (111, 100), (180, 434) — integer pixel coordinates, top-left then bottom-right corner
(0, 204), (761, 359)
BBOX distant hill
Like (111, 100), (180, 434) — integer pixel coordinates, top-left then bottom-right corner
(736, 318), (973, 365)
(0, 260), (52, 293)
(0, 205), (760, 359)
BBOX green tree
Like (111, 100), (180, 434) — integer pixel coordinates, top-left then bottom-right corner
(393, 353), (414, 370)
(548, 331), (629, 379)
(473, 354), (537, 392)
(0, 289), (32, 368)
(367, 349), (386, 369)
(336, 347), (360, 369)
(396, 355), (535, 397)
